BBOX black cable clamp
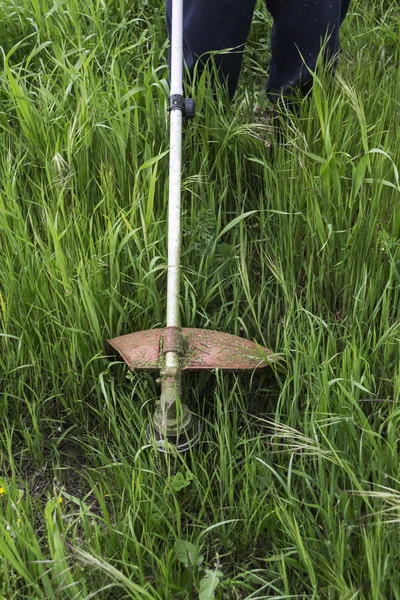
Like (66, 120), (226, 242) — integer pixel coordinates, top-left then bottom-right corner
(169, 94), (196, 121)
(169, 94), (185, 112)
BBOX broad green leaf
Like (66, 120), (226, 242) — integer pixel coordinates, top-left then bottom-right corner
(170, 470), (194, 492)
(198, 569), (223, 600)
(174, 540), (203, 567)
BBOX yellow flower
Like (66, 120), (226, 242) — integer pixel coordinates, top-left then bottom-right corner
(0, 487), (5, 496)
(58, 497), (63, 504)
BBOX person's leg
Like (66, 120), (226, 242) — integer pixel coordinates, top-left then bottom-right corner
(341, 0), (351, 23)
(265, 0), (351, 103)
(165, 0), (256, 99)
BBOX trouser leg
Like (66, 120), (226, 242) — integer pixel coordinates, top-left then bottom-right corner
(165, 0), (351, 102)
(165, 0), (256, 99)
(266, 0), (351, 102)
(341, 0), (351, 23)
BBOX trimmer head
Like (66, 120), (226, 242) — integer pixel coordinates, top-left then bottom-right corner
(146, 408), (201, 453)
(106, 327), (273, 452)
(106, 327), (273, 372)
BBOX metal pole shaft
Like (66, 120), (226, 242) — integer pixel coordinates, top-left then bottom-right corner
(152, 0), (200, 447)
(165, 0), (183, 370)
(157, 0), (184, 430)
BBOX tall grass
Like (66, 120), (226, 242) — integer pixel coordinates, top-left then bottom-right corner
(1, 0), (400, 597)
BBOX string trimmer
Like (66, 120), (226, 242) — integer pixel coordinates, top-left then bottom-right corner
(106, 0), (273, 451)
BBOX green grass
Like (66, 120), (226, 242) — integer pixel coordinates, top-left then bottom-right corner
(1, 0), (400, 597)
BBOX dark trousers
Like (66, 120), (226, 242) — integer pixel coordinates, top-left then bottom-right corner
(166, 0), (351, 101)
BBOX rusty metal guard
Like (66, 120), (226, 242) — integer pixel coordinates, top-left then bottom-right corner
(106, 328), (273, 372)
